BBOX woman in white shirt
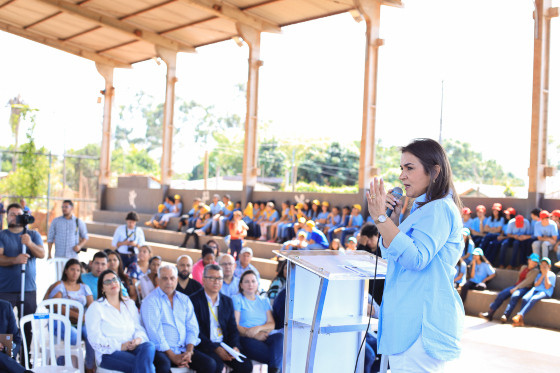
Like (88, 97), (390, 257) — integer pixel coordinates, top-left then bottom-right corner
(85, 269), (156, 372)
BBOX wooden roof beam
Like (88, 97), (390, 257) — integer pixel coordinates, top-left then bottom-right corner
(35, 0), (196, 52)
(0, 19), (131, 68)
(178, 0), (281, 33)
(381, 0), (404, 7)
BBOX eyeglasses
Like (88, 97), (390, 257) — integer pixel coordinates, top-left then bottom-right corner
(204, 276), (224, 282)
(102, 277), (119, 286)
(220, 263), (233, 267)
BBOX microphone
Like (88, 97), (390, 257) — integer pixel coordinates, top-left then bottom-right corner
(386, 187), (403, 217)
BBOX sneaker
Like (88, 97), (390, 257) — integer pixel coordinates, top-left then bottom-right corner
(512, 314), (524, 327)
(478, 311), (494, 321)
(500, 315), (508, 323)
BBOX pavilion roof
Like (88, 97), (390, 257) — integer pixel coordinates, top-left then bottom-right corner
(0, 0), (402, 68)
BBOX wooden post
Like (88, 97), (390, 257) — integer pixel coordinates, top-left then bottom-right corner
(528, 0), (557, 208)
(237, 24), (262, 207)
(356, 0), (383, 196)
(96, 62), (114, 209)
(157, 46), (178, 187)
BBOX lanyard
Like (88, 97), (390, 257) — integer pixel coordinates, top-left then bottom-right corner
(125, 227), (136, 241)
(208, 301), (223, 337)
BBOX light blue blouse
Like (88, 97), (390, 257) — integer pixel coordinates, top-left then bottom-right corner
(534, 272), (556, 297)
(378, 193), (463, 361)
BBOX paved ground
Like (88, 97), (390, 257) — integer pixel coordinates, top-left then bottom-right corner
(35, 258), (559, 372)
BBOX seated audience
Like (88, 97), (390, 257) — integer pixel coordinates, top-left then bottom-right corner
(107, 250), (137, 303)
(218, 195), (235, 236)
(258, 202), (279, 241)
(48, 258), (95, 372)
(229, 210), (249, 259)
(460, 228), (475, 265)
(155, 194), (183, 229)
(324, 206), (341, 235)
(233, 271), (283, 373)
(141, 264), (216, 373)
(329, 238), (343, 251)
(234, 247), (261, 282)
(82, 251), (107, 299)
(177, 197), (201, 232)
(176, 255), (202, 296)
(454, 258), (467, 288)
(127, 245), (151, 283)
(276, 204), (296, 243)
(479, 253), (540, 323)
(346, 236), (358, 251)
(139, 255), (162, 299)
(480, 203), (506, 263)
(192, 246), (218, 284)
(190, 264), (253, 373)
(86, 269), (156, 372)
(328, 205), (350, 242)
(338, 204), (364, 244)
(460, 248), (496, 303)
(532, 210), (558, 259)
(470, 205), (488, 246)
(268, 201), (290, 243)
(315, 201), (330, 231)
(461, 207), (472, 229)
(180, 208), (211, 249)
(308, 200), (320, 221)
(356, 223), (379, 255)
(111, 211), (146, 269)
(266, 260), (287, 305)
(304, 220), (329, 250)
(209, 194), (225, 236)
(512, 257), (556, 327)
(145, 203), (167, 228)
(283, 231), (308, 250)
(0, 299), (27, 373)
(219, 254), (240, 298)
(498, 215), (533, 269)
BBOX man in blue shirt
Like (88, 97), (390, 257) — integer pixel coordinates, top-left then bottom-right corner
(340, 204), (364, 245)
(233, 247), (260, 282)
(209, 194), (225, 235)
(304, 221), (329, 250)
(141, 265), (216, 373)
(82, 251), (129, 299)
(0, 203), (45, 362)
(531, 211), (558, 258)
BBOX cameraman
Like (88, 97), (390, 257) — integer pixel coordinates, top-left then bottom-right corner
(47, 200), (89, 259)
(0, 203), (45, 360)
(111, 211), (146, 269)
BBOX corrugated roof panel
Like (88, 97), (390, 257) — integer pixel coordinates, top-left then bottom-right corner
(0, 0), (59, 27)
(85, 0), (166, 19)
(102, 39), (155, 63)
(28, 12), (98, 39)
(69, 26), (135, 51)
(248, 0), (353, 25)
(127, 1), (212, 33)
(166, 17), (237, 47)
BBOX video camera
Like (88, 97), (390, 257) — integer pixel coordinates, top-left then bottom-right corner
(15, 211), (34, 227)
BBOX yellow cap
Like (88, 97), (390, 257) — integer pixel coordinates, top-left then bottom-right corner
(298, 217), (306, 224)
(321, 201), (330, 207)
(353, 204), (362, 212)
(158, 204), (165, 213)
(296, 202), (304, 209)
(298, 231), (307, 237)
(306, 220), (316, 227)
(174, 194), (181, 200)
(312, 199), (320, 206)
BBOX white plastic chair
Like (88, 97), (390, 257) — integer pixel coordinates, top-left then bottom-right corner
(21, 313), (79, 372)
(50, 258), (70, 281)
(39, 298), (85, 371)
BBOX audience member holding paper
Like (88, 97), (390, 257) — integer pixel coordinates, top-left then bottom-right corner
(233, 270), (283, 373)
(190, 264), (253, 373)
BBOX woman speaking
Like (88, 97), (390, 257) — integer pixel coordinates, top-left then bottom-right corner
(367, 138), (463, 372)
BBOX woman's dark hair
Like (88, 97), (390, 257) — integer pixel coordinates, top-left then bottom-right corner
(275, 260), (287, 280)
(149, 255), (162, 266)
(238, 270), (258, 295)
(401, 138), (462, 210)
(531, 208), (542, 217)
(360, 223), (379, 238)
(201, 245), (215, 259)
(97, 269), (126, 302)
(61, 259), (83, 283)
(463, 236), (473, 256)
(106, 250), (129, 284)
(490, 209), (505, 222)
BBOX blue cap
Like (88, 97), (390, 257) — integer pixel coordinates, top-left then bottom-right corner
(528, 253), (540, 263)
(472, 248), (484, 256)
(541, 257), (551, 266)
(462, 227), (471, 236)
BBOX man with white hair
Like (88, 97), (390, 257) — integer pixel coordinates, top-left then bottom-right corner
(219, 254), (239, 297)
(176, 255), (202, 296)
(233, 247), (260, 281)
(141, 264), (216, 373)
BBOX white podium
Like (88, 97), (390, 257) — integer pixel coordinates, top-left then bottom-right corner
(275, 250), (387, 373)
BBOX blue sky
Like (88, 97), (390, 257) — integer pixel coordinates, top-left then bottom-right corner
(0, 0), (559, 179)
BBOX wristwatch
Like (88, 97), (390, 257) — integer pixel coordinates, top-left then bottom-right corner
(375, 214), (387, 224)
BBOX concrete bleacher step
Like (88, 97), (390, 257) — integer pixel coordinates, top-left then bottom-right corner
(463, 268), (560, 330)
(86, 221), (281, 260)
(86, 233), (279, 280)
(93, 210), (182, 231)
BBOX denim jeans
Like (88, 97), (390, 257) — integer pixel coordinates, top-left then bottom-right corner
(100, 341), (156, 373)
(154, 350), (217, 373)
(489, 286), (530, 318)
(239, 333), (283, 369)
(518, 288), (550, 317)
(364, 333), (378, 373)
(340, 227), (359, 245)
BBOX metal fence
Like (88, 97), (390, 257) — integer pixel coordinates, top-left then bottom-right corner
(0, 150), (99, 234)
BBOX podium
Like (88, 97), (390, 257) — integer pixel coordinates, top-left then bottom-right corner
(275, 250), (387, 373)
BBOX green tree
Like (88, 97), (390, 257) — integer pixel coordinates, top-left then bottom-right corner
(66, 143), (101, 197)
(258, 138), (287, 178)
(111, 145), (159, 177)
